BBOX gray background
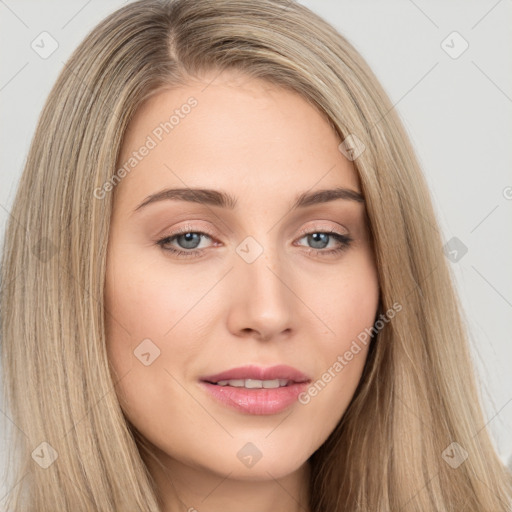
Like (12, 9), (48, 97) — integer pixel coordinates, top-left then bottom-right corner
(1, 0), (511, 500)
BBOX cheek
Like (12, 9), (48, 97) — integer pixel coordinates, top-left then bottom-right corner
(103, 248), (214, 407)
(103, 250), (177, 386)
(103, 255), (187, 426)
(297, 248), (379, 420)
(307, 245), (380, 343)
(104, 252), (188, 342)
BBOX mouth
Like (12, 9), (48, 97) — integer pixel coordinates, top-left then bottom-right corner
(200, 363), (310, 386)
(203, 378), (303, 389)
(198, 364), (311, 415)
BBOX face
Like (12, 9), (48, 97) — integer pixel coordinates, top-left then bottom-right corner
(104, 70), (379, 484)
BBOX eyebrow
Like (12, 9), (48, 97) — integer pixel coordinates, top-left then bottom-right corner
(133, 186), (364, 213)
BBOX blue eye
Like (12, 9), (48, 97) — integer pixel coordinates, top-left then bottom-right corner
(156, 230), (213, 259)
(170, 232), (203, 250)
(156, 229), (353, 259)
(296, 232), (352, 253)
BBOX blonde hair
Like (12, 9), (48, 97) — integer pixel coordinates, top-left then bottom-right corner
(1, 0), (511, 510)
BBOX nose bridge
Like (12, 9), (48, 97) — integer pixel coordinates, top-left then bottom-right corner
(237, 234), (288, 300)
(228, 233), (293, 338)
(238, 239), (283, 295)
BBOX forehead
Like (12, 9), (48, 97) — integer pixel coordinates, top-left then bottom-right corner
(114, 70), (360, 209)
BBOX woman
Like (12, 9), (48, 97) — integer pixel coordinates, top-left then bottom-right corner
(1, 0), (511, 510)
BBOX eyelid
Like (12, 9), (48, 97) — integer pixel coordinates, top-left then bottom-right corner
(159, 221), (348, 243)
(295, 222), (348, 238)
(158, 222), (218, 240)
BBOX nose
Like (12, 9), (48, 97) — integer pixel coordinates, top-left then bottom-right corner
(225, 242), (294, 342)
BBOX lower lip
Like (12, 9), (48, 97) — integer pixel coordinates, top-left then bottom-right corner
(199, 381), (310, 415)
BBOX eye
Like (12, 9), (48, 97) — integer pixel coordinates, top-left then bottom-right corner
(156, 226), (353, 259)
(156, 227), (216, 259)
(294, 228), (353, 257)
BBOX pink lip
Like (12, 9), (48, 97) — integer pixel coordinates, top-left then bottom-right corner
(199, 381), (310, 415)
(200, 364), (310, 384)
(199, 364), (311, 415)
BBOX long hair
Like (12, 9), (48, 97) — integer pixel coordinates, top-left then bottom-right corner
(1, 0), (511, 510)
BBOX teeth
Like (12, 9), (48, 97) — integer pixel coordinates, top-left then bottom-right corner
(215, 378), (290, 388)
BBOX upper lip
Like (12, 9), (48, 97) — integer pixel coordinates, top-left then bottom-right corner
(200, 364), (311, 384)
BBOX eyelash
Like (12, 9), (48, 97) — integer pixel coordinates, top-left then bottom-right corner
(156, 225), (353, 260)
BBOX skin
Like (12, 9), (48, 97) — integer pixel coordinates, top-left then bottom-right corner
(104, 69), (380, 512)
